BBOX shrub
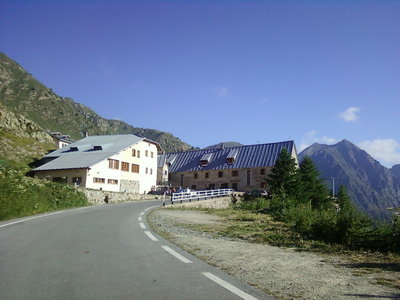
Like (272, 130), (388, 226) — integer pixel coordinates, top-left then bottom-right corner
(0, 166), (88, 220)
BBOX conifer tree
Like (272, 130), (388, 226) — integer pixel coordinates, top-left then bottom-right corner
(297, 157), (330, 210)
(267, 148), (298, 199)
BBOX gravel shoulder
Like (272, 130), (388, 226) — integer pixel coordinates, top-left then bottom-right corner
(148, 206), (400, 300)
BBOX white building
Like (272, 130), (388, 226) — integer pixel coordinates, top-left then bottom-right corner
(34, 134), (162, 194)
(48, 132), (74, 148)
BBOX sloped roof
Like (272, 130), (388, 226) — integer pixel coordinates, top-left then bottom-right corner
(158, 141), (296, 173)
(34, 134), (151, 171)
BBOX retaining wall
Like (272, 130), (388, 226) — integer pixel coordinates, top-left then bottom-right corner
(81, 188), (164, 205)
(167, 196), (233, 209)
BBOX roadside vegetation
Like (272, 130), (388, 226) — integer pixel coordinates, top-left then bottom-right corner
(0, 165), (88, 221)
(155, 149), (400, 289)
(261, 149), (400, 254)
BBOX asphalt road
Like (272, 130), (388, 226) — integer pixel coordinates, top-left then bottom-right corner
(0, 201), (273, 300)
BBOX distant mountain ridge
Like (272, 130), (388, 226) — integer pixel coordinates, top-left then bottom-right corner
(205, 142), (243, 149)
(0, 53), (192, 153)
(299, 140), (400, 220)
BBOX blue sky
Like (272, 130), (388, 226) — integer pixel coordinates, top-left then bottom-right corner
(1, 0), (399, 167)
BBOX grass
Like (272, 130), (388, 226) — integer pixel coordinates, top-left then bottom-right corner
(152, 204), (400, 290)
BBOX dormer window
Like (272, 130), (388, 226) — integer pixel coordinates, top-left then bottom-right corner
(70, 146), (78, 151)
(200, 160), (208, 167)
(93, 145), (102, 151)
(226, 149), (238, 164)
(200, 153), (213, 167)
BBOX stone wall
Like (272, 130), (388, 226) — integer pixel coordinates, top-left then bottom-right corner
(119, 179), (140, 193)
(169, 167), (272, 192)
(167, 196), (233, 209)
(81, 188), (162, 205)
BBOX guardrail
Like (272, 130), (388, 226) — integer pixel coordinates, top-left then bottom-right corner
(171, 188), (234, 204)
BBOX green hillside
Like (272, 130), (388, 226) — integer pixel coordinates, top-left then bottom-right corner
(0, 52), (192, 153)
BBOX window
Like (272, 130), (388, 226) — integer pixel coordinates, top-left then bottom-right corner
(108, 159), (119, 169)
(232, 183), (238, 190)
(200, 160), (209, 167)
(208, 183), (215, 189)
(93, 177), (105, 183)
(145, 150), (148, 157)
(164, 170), (168, 176)
(205, 172), (209, 178)
(247, 170), (251, 185)
(121, 162), (129, 172)
(231, 170), (239, 177)
(137, 150), (140, 158)
(260, 182), (266, 188)
(151, 152), (154, 158)
(131, 164), (140, 173)
(108, 179), (118, 184)
(53, 177), (67, 183)
(150, 168), (153, 175)
(260, 169), (265, 175)
(145, 167), (148, 174)
(180, 174), (184, 186)
(132, 149), (136, 157)
(191, 185), (197, 190)
(194, 173), (198, 179)
(72, 177), (82, 185)
(218, 171), (223, 178)
(226, 158), (234, 164)
(220, 183), (229, 189)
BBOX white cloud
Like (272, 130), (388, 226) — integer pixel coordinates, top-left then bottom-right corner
(358, 139), (400, 168)
(213, 86), (230, 97)
(299, 130), (338, 152)
(338, 107), (360, 122)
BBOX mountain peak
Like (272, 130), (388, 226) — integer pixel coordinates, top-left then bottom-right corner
(299, 140), (400, 221)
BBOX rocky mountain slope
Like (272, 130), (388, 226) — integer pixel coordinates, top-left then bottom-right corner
(391, 165), (400, 178)
(0, 52), (192, 153)
(299, 140), (400, 220)
(0, 104), (55, 166)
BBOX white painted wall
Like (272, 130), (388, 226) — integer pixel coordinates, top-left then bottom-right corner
(86, 140), (158, 193)
(36, 139), (159, 194)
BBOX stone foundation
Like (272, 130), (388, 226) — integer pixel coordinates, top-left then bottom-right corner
(81, 188), (163, 205)
(167, 196), (234, 209)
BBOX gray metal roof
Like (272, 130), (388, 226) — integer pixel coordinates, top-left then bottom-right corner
(158, 141), (296, 173)
(34, 134), (146, 171)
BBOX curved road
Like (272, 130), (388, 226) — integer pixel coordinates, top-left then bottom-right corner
(0, 201), (273, 299)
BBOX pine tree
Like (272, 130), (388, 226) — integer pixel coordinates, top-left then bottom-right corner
(297, 157), (330, 210)
(267, 148), (298, 199)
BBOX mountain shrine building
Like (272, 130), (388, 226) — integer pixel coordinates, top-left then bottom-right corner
(158, 141), (298, 192)
(33, 134), (162, 194)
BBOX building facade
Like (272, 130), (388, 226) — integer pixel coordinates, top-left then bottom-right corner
(158, 141), (298, 192)
(34, 134), (162, 194)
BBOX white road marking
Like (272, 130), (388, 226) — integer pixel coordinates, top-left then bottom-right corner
(161, 245), (192, 264)
(202, 272), (258, 300)
(139, 222), (146, 229)
(138, 216), (142, 221)
(0, 211), (65, 229)
(144, 231), (159, 241)
(144, 205), (159, 211)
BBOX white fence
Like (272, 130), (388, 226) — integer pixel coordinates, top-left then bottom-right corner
(171, 188), (234, 204)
